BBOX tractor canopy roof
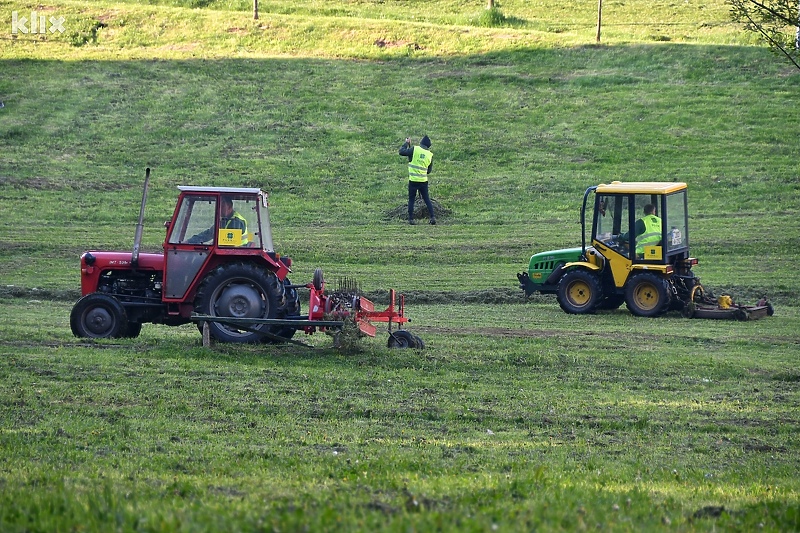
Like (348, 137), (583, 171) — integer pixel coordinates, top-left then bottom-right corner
(177, 186), (265, 195)
(595, 181), (687, 195)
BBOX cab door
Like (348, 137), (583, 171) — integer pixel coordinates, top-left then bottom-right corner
(163, 195), (216, 300)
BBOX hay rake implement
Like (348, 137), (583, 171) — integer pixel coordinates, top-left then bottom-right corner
(193, 268), (423, 349)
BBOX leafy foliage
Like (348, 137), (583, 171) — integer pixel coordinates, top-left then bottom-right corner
(729, 0), (800, 69)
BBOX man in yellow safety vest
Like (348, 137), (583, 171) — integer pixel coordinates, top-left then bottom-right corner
(620, 203), (661, 256)
(188, 196), (248, 246)
(399, 135), (435, 225)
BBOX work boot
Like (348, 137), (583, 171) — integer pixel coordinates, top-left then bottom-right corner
(429, 218), (436, 225)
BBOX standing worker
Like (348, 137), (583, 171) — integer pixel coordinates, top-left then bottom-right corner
(399, 135), (436, 225)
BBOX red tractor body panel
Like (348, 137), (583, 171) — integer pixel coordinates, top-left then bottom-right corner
(79, 251), (164, 295)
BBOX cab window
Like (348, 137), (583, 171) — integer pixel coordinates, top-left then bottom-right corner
(665, 191), (688, 252)
(168, 196), (216, 245)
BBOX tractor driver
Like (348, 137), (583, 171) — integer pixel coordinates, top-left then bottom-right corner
(619, 203), (661, 257)
(188, 196), (248, 246)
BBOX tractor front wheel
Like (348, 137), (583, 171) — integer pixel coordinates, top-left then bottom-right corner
(557, 270), (602, 314)
(625, 273), (672, 317)
(70, 293), (129, 338)
(195, 263), (282, 343)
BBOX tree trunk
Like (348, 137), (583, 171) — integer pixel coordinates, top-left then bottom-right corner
(487, 0), (494, 9)
(254, 0), (258, 20)
(796, 0), (799, 49)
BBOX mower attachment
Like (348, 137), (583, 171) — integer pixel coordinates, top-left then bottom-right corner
(682, 286), (774, 321)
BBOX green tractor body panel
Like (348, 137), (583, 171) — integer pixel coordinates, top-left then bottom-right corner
(518, 247), (583, 296)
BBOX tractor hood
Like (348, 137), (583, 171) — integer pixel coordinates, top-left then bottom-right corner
(528, 247), (583, 273)
(79, 251), (164, 296)
(517, 247), (584, 296)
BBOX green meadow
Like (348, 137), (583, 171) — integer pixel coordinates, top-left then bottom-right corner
(1, 0), (799, 530)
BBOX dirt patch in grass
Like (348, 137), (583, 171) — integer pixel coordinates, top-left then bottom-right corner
(0, 176), (137, 191)
(384, 199), (452, 222)
(373, 38), (420, 50)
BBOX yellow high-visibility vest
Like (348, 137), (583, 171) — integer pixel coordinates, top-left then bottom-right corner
(636, 215), (661, 254)
(223, 212), (249, 246)
(408, 146), (432, 183)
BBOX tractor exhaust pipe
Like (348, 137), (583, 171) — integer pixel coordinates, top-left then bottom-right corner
(131, 167), (150, 269)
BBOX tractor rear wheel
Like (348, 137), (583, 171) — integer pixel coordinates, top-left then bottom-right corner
(123, 322), (143, 338)
(195, 263), (282, 343)
(557, 270), (602, 314)
(70, 293), (129, 339)
(263, 278), (301, 344)
(625, 272), (672, 317)
(597, 294), (626, 311)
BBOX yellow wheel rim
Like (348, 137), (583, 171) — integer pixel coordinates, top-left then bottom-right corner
(567, 280), (592, 307)
(633, 281), (660, 311)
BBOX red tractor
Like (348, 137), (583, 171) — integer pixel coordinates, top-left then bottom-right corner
(71, 170), (303, 343)
(70, 170), (420, 348)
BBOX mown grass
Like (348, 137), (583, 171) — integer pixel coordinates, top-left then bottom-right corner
(1, 49), (798, 298)
(2, 299), (799, 531)
(1, 0), (800, 530)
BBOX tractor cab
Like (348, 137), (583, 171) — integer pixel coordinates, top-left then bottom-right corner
(588, 181), (690, 270)
(571, 181), (697, 313)
(166, 187), (274, 251)
(162, 187), (286, 303)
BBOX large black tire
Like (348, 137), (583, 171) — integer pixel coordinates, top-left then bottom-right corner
(264, 278), (301, 343)
(70, 293), (129, 339)
(625, 272), (672, 317)
(123, 322), (143, 338)
(596, 294), (626, 311)
(194, 263), (282, 343)
(556, 270), (603, 314)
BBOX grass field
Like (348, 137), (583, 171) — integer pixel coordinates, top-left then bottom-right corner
(1, 0), (799, 530)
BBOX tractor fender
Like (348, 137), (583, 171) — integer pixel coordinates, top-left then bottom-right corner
(629, 264), (672, 274)
(562, 261), (602, 272)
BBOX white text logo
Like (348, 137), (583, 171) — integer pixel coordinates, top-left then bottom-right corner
(11, 11), (66, 34)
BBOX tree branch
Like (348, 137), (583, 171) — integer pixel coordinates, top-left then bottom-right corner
(743, 8), (800, 69)
(745, 0), (797, 26)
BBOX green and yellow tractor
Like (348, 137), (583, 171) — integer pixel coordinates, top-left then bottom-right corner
(517, 181), (772, 319)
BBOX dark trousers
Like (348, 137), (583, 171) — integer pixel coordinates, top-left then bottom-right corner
(408, 181), (434, 221)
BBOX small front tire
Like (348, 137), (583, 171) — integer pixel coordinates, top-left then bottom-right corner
(313, 268), (324, 291)
(388, 330), (419, 349)
(556, 270), (603, 314)
(70, 294), (129, 339)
